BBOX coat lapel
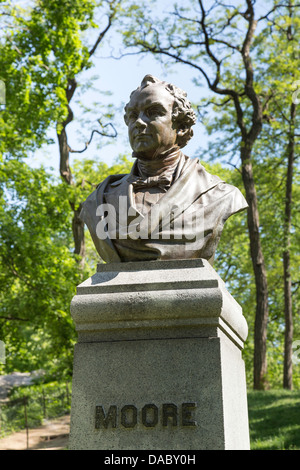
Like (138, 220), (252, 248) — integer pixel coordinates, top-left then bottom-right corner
(80, 175), (124, 263)
(104, 170), (144, 223)
(80, 156), (225, 261)
(138, 157), (224, 235)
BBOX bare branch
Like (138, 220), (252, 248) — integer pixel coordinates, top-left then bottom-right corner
(172, 5), (202, 27)
(258, 3), (300, 22)
(197, 0), (247, 138)
(58, 2), (120, 187)
(134, 42), (213, 89)
(212, 5), (241, 36)
(89, 17), (113, 57)
(198, 0), (221, 71)
(226, 161), (242, 175)
(68, 120), (117, 154)
(210, 37), (241, 51)
(89, 1), (120, 58)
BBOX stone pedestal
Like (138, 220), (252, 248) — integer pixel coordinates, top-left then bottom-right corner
(69, 259), (250, 450)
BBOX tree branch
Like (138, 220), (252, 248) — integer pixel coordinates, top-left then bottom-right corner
(88, 1), (120, 58)
(0, 316), (29, 322)
(135, 42), (213, 89)
(68, 120), (117, 154)
(210, 37), (241, 51)
(89, 17), (113, 57)
(198, 0), (247, 138)
(257, 3), (300, 22)
(226, 161), (242, 175)
(240, 0), (263, 143)
(58, 4), (120, 185)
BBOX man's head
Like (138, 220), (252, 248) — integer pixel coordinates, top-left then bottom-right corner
(124, 75), (196, 159)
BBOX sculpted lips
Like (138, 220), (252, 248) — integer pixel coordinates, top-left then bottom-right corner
(134, 133), (151, 140)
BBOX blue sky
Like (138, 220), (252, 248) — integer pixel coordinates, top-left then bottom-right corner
(29, 34), (210, 174)
(16, 0), (275, 176)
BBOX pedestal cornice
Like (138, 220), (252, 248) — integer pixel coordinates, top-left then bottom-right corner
(70, 259), (248, 349)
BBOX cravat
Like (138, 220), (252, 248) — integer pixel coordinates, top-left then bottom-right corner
(131, 175), (172, 192)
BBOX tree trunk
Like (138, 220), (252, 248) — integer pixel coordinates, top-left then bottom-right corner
(283, 249), (293, 389)
(58, 125), (73, 186)
(72, 204), (86, 267)
(241, 147), (269, 390)
(57, 86), (86, 266)
(54, 13), (116, 265)
(283, 102), (296, 390)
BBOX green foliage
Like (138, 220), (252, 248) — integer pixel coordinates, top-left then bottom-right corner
(0, 381), (71, 437)
(0, 154), (133, 378)
(0, 0), (115, 156)
(206, 162), (255, 385)
(72, 154), (133, 271)
(0, 0), (125, 379)
(119, 0), (300, 388)
(71, 153), (133, 208)
(0, 0), (299, 392)
(0, 158), (82, 377)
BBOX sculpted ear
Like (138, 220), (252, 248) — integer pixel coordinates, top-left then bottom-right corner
(177, 128), (186, 137)
(176, 127), (193, 148)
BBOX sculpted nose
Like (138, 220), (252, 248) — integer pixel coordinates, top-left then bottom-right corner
(135, 113), (147, 129)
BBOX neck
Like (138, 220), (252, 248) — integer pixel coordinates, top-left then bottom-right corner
(135, 146), (181, 178)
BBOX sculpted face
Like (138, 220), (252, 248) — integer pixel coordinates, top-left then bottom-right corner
(126, 84), (178, 159)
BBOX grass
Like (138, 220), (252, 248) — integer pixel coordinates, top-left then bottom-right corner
(1, 384), (300, 450)
(248, 389), (300, 450)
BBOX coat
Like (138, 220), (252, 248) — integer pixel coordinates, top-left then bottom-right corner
(79, 154), (248, 264)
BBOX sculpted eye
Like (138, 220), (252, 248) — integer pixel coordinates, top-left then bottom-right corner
(145, 106), (164, 118)
(128, 110), (138, 120)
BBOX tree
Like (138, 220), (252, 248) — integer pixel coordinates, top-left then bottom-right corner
(253, 2), (300, 389)
(0, 153), (133, 377)
(0, 1), (134, 378)
(283, 100), (297, 389)
(119, 0), (300, 389)
(276, 10), (298, 391)
(0, 159), (81, 377)
(0, 0), (122, 265)
(53, 0), (121, 266)
(202, 2), (300, 388)
(119, 0), (278, 389)
(0, 2), (65, 156)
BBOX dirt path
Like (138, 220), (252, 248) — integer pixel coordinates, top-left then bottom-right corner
(0, 414), (70, 450)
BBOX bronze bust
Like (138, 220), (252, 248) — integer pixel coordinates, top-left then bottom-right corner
(80, 75), (248, 264)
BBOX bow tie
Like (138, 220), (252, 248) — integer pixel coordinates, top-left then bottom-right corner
(131, 175), (172, 191)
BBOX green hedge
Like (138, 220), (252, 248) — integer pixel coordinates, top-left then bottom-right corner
(0, 381), (71, 437)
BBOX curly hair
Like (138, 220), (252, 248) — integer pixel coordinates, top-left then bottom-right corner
(124, 75), (197, 148)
